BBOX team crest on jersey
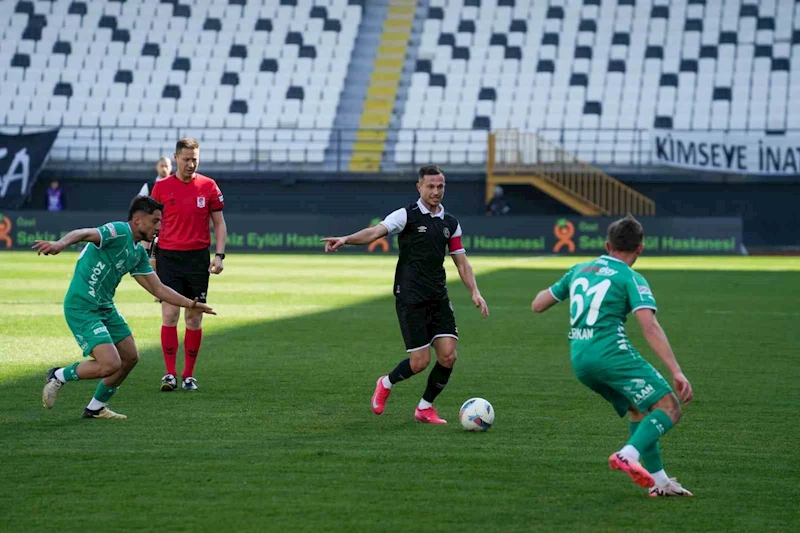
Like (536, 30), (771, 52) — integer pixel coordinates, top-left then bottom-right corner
(443, 227), (451, 238)
(197, 197), (206, 208)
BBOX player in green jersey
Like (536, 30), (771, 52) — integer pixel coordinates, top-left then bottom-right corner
(34, 196), (215, 419)
(532, 215), (694, 497)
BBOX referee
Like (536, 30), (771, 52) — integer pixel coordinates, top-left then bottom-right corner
(151, 138), (227, 392)
(321, 165), (489, 424)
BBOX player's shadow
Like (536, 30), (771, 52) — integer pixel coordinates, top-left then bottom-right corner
(0, 268), (571, 435)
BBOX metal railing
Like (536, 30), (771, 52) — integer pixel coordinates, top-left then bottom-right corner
(489, 130), (656, 216)
(3, 124), (795, 174)
(1, 124), (656, 172)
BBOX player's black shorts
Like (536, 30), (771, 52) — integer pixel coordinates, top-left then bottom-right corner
(395, 297), (458, 352)
(155, 248), (210, 303)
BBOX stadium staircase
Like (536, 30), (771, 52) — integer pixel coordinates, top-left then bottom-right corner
(349, 0), (417, 172)
(487, 130), (656, 216)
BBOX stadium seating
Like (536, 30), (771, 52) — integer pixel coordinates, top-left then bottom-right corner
(1, 0), (363, 164)
(3, 0), (800, 168)
(397, 0), (800, 165)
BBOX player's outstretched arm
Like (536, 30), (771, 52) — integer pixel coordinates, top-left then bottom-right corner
(32, 228), (101, 255)
(451, 252), (489, 317)
(634, 309), (692, 404)
(134, 273), (216, 315)
(321, 224), (388, 252)
(532, 289), (559, 313)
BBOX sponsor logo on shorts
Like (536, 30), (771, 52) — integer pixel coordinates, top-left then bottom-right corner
(93, 326), (109, 335)
(633, 384), (655, 404)
(75, 334), (88, 351)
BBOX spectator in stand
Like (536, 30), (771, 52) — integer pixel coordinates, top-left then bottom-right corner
(485, 185), (510, 216)
(46, 180), (65, 212)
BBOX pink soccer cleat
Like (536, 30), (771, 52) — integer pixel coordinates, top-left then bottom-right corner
(371, 376), (392, 415)
(414, 406), (447, 424)
(609, 452), (655, 488)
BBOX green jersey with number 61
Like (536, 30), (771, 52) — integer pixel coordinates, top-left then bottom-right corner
(549, 255), (657, 361)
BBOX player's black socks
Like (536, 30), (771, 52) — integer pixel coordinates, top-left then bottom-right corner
(422, 362), (453, 402)
(388, 358), (415, 385)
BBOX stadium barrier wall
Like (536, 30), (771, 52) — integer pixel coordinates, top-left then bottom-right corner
(0, 210), (744, 256)
(26, 172), (800, 248)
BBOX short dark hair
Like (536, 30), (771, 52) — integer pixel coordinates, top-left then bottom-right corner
(176, 137), (199, 152)
(418, 164), (444, 182)
(607, 215), (644, 252)
(128, 196), (164, 221)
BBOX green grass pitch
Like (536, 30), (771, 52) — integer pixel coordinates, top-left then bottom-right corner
(1, 252), (798, 532)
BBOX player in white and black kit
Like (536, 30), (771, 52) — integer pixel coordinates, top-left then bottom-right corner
(322, 165), (489, 424)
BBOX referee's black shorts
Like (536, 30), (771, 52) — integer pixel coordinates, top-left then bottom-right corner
(395, 297), (458, 352)
(155, 248), (210, 303)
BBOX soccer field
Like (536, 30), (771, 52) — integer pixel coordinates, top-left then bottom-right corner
(1, 252), (798, 533)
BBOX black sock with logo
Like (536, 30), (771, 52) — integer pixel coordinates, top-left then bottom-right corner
(388, 358), (415, 385)
(422, 363), (453, 403)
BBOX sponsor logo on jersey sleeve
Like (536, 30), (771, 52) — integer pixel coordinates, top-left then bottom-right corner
(638, 285), (653, 296)
(104, 223), (118, 238)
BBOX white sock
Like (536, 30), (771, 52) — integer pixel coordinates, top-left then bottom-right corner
(619, 444), (640, 461)
(418, 399), (433, 410)
(652, 469), (670, 487)
(54, 368), (67, 383)
(87, 398), (106, 411)
(381, 376), (393, 389)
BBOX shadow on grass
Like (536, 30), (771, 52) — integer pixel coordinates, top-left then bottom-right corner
(1, 267), (799, 532)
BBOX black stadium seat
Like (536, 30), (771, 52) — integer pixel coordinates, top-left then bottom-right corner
(162, 85), (181, 99)
(54, 82), (73, 98)
(172, 57), (190, 71)
(286, 86), (305, 100)
(114, 70), (133, 85)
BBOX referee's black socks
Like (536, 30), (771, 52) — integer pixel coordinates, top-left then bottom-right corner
(422, 362), (453, 403)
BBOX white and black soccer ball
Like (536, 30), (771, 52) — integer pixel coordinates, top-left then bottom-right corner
(459, 397), (494, 431)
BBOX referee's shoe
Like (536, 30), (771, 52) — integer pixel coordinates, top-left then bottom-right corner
(160, 373), (177, 392)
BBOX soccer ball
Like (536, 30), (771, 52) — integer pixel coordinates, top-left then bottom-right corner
(459, 397), (494, 431)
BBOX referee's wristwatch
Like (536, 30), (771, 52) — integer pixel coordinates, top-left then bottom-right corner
(215, 253), (226, 260)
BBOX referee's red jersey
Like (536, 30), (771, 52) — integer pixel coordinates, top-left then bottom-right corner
(151, 173), (224, 251)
